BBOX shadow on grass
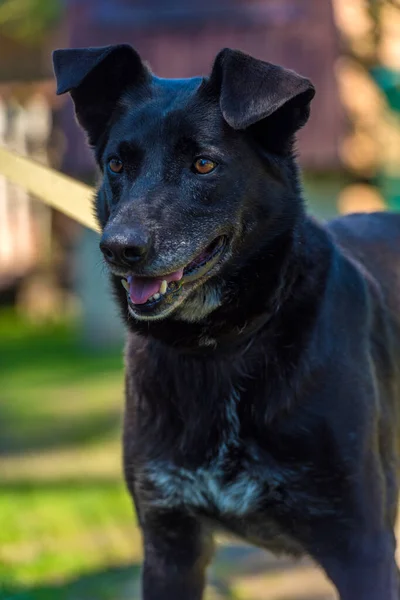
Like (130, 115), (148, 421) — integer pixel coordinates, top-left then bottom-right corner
(0, 407), (122, 456)
(0, 335), (123, 383)
(216, 544), (305, 576)
(0, 314), (123, 380)
(0, 559), (334, 600)
(0, 565), (141, 600)
(0, 546), (334, 600)
(0, 477), (127, 492)
(0, 313), (124, 456)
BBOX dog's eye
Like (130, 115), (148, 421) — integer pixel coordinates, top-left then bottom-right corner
(108, 158), (123, 174)
(193, 158), (217, 175)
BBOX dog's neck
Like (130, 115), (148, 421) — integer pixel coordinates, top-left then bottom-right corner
(125, 214), (335, 457)
(126, 213), (334, 355)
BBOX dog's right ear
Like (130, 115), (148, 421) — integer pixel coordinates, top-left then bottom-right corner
(53, 45), (149, 146)
(208, 48), (315, 153)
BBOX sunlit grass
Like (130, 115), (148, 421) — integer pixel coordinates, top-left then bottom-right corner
(0, 312), (137, 595)
(0, 481), (139, 587)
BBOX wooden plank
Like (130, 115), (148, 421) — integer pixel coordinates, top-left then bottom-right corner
(0, 146), (99, 233)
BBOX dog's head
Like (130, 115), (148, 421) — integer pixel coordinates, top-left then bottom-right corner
(53, 45), (314, 323)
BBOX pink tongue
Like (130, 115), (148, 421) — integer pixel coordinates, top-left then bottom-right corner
(127, 269), (184, 305)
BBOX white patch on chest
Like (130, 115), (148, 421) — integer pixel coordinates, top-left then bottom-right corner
(146, 462), (262, 516)
(142, 391), (263, 516)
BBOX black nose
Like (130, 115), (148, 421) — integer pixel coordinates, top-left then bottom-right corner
(100, 227), (151, 267)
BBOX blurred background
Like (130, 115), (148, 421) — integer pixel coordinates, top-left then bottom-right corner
(0, 1), (399, 598)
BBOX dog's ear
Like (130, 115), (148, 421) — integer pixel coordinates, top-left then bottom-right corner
(53, 44), (149, 146)
(209, 48), (315, 151)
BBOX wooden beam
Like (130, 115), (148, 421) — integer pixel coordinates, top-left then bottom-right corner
(0, 146), (99, 233)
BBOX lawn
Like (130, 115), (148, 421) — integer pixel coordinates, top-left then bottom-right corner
(0, 311), (335, 600)
(0, 312), (138, 596)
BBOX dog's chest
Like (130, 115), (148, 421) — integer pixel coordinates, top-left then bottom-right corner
(144, 447), (265, 517)
(139, 397), (282, 516)
(140, 392), (269, 516)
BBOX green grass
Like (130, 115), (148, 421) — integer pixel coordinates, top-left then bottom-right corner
(0, 481), (138, 586)
(0, 566), (141, 600)
(0, 312), (139, 597)
(0, 310), (124, 456)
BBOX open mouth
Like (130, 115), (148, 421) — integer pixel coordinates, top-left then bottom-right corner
(121, 235), (228, 319)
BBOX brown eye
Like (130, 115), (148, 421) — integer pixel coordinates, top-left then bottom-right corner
(193, 157), (217, 175)
(108, 158), (123, 174)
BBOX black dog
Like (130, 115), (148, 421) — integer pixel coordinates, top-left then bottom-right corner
(53, 45), (400, 599)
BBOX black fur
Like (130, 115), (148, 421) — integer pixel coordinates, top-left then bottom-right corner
(53, 45), (400, 599)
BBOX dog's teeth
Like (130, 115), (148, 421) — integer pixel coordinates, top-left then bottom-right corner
(160, 280), (167, 295)
(154, 293), (161, 300)
(121, 279), (129, 292)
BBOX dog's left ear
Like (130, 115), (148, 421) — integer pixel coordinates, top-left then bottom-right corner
(209, 48), (315, 149)
(53, 45), (149, 146)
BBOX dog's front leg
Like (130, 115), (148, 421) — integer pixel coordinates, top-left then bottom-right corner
(140, 509), (214, 600)
(318, 532), (399, 600)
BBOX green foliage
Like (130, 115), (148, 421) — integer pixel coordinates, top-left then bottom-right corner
(0, 0), (62, 44)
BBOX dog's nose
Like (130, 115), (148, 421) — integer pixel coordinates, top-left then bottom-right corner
(100, 228), (151, 267)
